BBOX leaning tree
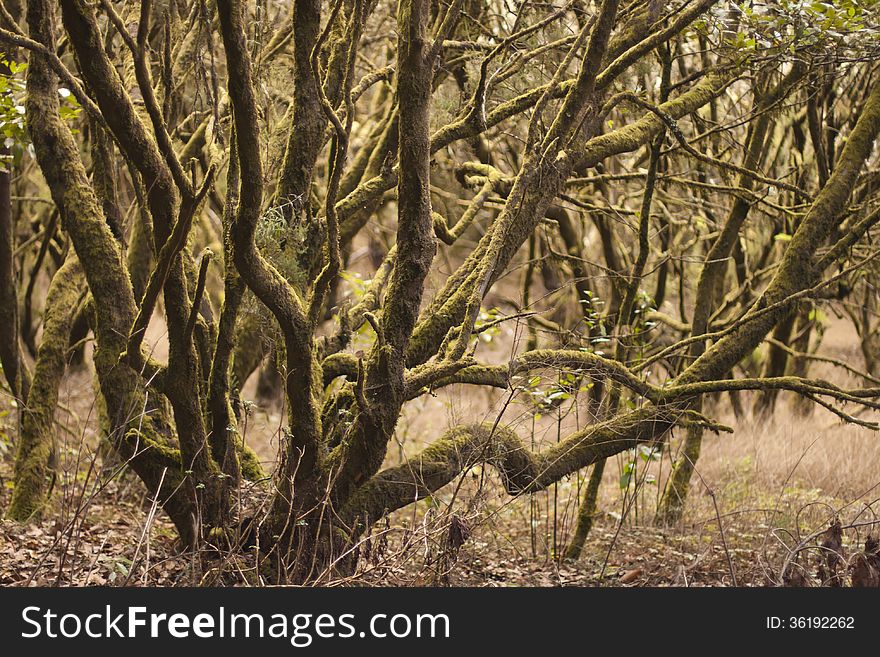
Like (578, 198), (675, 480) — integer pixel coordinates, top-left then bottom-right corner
(1, 0), (880, 580)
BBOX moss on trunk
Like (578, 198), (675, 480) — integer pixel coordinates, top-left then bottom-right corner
(7, 254), (83, 520)
(25, 0), (198, 544)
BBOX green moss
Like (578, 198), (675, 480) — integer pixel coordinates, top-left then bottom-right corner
(7, 255), (83, 521)
(238, 444), (265, 481)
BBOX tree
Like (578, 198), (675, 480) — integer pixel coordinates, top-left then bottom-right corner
(1, 0), (879, 581)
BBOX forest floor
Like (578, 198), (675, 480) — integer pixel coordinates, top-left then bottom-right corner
(1, 416), (876, 587)
(1, 316), (878, 587)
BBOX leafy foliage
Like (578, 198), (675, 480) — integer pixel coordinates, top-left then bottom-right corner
(0, 58), (80, 172)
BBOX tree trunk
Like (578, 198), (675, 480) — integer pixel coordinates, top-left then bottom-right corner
(7, 254), (82, 520)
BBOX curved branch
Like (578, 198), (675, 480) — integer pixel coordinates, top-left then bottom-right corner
(343, 406), (684, 527)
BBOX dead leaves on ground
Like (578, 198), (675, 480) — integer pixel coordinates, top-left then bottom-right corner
(0, 503), (184, 587)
